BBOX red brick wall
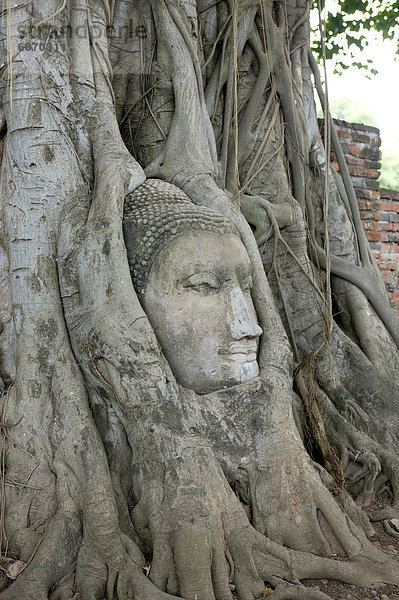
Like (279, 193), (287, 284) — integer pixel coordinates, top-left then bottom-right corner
(320, 118), (399, 317)
(369, 189), (399, 316)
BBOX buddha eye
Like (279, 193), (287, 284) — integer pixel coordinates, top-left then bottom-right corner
(182, 272), (221, 294)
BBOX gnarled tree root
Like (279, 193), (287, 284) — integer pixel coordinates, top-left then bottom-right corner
(0, 512), (81, 600)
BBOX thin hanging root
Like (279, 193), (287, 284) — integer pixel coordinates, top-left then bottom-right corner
(307, 50), (370, 269)
(0, 391), (9, 554)
(240, 95), (278, 192)
(1, 0), (69, 82)
(307, 51), (399, 349)
(261, 10), (399, 348)
(240, 195), (324, 301)
(228, 29), (274, 181)
(296, 366), (345, 487)
(202, 14), (232, 72)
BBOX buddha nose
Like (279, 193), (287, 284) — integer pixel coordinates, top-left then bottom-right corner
(228, 288), (263, 341)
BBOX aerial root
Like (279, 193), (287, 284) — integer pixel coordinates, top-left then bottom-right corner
(268, 581), (333, 600)
(316, 385), (399, 516)
(107, 568), (118, 600)
(49, 573), (77, 600)
(345, 450), (381, 506)
(0, 510), (82, 600)
(370, 505), (399, 522)
(75, 525), (184, 600)
(253, 526), (399, 589)
(296, 551), (399, 587)
(117, 562), (182, 600)
(0, 579), (48, 600)
(76, 546), (183, 600)
(383, 519), (399, 539)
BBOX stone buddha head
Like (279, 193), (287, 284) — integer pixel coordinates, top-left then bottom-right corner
(123, 179), (262, 394)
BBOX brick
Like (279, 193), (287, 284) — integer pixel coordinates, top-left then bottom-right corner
(379, 261), (398, 270)
(352, 132), (371, 144)
(383, 244), (395, 253)
(358, 199), (379, 210)
(366, 160), (381, 170)
(356, 189), (380, 201)
(340, 142), (350, 154)
(381, 222), (393, 231)
(364, 222), (381, 232)
(360, 211), (378, 221)
(383, 223), (399, 232)
(324, 117), (399, 314)
(349, 167), (379, 178)
(381, 222), (395, 231)
(353, 179), (366, 189)
(380, 190), (399, 201)
(350, 145), (361, 157)
(381, 269), (395, 277)
(370, 135), (382, 147)
(353, 177), (379, 190)
(349, 144), (381, 160)
(358, 200), (368, 209)
(366, 232), (381, 242)
(336, 129), (351, 138)
(379, 202), (399, 212)
(345, 155), (365, 166)
(379, 189), (395, 199)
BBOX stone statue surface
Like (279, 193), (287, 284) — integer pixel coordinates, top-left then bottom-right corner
(123, 179), (262, 394)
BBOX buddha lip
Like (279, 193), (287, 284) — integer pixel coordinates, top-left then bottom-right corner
(218, 344), (257, 357)
(225, 354), (257, 364)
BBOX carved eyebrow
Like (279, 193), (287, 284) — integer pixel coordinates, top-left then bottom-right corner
(174, 259), (251, 282)
(175, 261), (227, 278)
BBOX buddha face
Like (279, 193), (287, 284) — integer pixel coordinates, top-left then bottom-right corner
(142, 232), (262, 394)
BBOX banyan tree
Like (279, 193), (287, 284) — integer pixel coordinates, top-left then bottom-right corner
(0, 1), (399, 599)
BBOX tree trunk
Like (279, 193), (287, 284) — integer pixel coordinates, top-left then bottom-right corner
(0, 1), (399, 599)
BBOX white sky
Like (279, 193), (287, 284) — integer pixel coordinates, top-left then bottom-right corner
(311, 5), (399, 150)
(325, 36), (399, 147)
